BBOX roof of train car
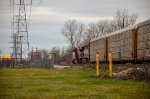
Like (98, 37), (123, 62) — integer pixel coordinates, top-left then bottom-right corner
(106, 24), (137, 37)
(137, 19), (150, 28)
(90, 34), (107, 42)
(90, 24), (137, 42)
(90, 19), (150, 43)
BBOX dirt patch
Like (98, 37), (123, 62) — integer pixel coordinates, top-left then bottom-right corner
(78, 64), (150, 82)
(113, 68), (150, 82)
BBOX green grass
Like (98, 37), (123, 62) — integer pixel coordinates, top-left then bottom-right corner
(0, 68), (150, 99)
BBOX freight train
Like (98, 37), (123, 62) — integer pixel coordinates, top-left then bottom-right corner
(72, 19), (150, 64)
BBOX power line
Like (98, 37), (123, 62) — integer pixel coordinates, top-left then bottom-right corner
(27, 1), (32, 30)
(36, 0), (44, 7)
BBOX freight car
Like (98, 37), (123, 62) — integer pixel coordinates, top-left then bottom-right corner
(72, 19), (150, 64)
(90, 19), (150, 64)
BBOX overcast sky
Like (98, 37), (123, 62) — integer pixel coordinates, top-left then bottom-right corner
(0, 0), (150, 55)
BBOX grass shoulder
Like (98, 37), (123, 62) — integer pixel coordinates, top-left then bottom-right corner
(0, 68), (150, 99)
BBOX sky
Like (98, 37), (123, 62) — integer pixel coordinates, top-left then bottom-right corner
(0, 0), (150, 56)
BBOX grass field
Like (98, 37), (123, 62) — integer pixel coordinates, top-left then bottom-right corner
(0, 68), (150, 99)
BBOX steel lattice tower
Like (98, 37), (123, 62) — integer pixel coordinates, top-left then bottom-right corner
(11, 0), (31, 65)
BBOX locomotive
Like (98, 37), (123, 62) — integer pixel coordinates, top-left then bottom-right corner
(72, 19), (150, 64)
(72, 45), (89, 64)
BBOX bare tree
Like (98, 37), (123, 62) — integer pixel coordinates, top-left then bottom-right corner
(96, 20), (110, 35)
(82, 20), (110, 44)
(83, 23), (97, 43)
(50, 47), (61, 64)
(81, 9), (138, 46)
(39, 49), (49, 60)
(0, 49), (2, 59)
(61, 20), (84, 49)
(108, 20), (117, 32)
(114, 9), (138, 30)
(60, 47), (72, 64)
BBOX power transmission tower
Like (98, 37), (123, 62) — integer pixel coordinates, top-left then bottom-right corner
(11, 0), (32, 66)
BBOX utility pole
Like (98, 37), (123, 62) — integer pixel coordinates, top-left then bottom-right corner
(10, 0), (32, 66)
(122, 17), (125, 29)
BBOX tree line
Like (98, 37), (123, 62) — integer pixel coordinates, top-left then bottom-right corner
(62, 9), (138, 49)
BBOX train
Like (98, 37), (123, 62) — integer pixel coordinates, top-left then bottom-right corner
(72, 19), (150, 64)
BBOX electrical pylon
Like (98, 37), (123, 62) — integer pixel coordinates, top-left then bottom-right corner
(11, 0), (32, 66)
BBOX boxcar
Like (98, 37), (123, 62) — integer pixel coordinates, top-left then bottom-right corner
(107, 25), (136, 63)
(89, 19), (150, 63)
(137, 19), (150, 62)
(90, 35), (107, 62)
